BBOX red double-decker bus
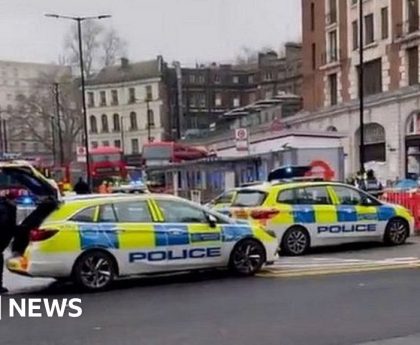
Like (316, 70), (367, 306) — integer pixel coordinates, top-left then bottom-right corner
(142, 141), (208, 193)
(142, 141), (208, 166)
(89, 146), (127, 187)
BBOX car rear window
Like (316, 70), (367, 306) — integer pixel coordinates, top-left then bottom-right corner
(232, 190), (267, 207)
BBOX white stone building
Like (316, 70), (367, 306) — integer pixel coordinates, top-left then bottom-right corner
(0, 60), (70, 157)
(85, 57), (169, 156)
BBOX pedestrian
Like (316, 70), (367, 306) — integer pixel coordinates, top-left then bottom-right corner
(98, 181), (108, 194)
(0, 193), (17, 294)
(73, 177), (90, 195)
(106, 181), (114, 194)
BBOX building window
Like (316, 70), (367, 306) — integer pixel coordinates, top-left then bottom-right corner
(147, 109), (155, 128)
(114, 140), (121, 148)
(310, 2), (315, 31)
(101, 114), (109, 133)
(91, 141), (98, 149)
(352, 20), (358, 50)
(102, 141), (110, 147)
(312, 43), (316, 70)
(197, 93), (206, 108)
(90, 115), (98, 133)
(215, 93), (222, 107)
(359, 58), (382, 96)
(130, 111), (138, 130)
(214, 73), (220, 83)
(146, 85), (153, 101)
(233, 76), (239, 84)
(328, 30), (338, 62)
(233, 96), (240, 107)
(128, 88), (136, 104)
(100, 91), (106, 106)
(111, 90), (118, 105)
(265, 72), (273, 81)
(113, 113), (120, 132)
(131, 138), (139, 154)
(87, 92), (95, 107)
(365, 14), (374, 44)
(408, 0), (419, 33)
(408, 46), (419, 86)
(248, 75), (254, 84)
(381, 7), (389, 39)
(328, 0), (337, 24)
(329, 73), (338, 106)
(197, 74), (205, 84)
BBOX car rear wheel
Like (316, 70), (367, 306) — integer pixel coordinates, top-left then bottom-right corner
(73, 250), (117, 291)
(229, 239), (266, 276)
(384, 218), (409, 246)
(281, 227), (310, 256)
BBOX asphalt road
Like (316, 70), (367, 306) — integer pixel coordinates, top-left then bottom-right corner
(1, 268), (420, 345)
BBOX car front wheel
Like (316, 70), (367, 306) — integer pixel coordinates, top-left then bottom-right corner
(281, 227), (310, 256)
(73, 250), (117, 291)
(384, 218), (409, 246)
(229, 239), (266, 276)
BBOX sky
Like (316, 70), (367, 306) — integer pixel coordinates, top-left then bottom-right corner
(0, 0), (301, 66)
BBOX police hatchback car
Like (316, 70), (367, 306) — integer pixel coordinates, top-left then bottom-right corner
(7, 187), (277, 290)
(228, 181), (414, 255)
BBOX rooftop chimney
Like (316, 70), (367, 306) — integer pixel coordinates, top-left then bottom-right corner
(121, 57), (129, 68)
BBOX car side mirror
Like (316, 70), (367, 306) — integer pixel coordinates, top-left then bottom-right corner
(207, 214), (218, 228)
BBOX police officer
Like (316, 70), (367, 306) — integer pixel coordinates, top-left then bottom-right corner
(364, 169), (383, 197)
(0, 194), (17, 294)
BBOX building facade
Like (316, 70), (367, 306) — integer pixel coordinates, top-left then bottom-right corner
(85, 57), (170, 156)
(296, 0), (420, 180)
(0, 60), (70, 159)
(167, 43), (303, 139)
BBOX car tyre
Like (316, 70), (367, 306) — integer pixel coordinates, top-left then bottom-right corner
(384, 218), (409, 246)
(281, 226), (310, 256)
(229, 239), (266, 276)
(73, 250), (117, 291)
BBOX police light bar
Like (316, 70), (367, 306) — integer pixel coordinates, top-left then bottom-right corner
(271, 176), (325, 185)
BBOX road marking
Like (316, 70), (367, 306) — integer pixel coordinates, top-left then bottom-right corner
(260, 256), (420, 278)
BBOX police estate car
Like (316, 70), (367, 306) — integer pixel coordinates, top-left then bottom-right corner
(3, 164), (277, 290)
(227, 181), (414, 255)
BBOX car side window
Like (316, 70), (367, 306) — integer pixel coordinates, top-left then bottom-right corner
(333, 186), (362, 206)
(98, 204), (117, 223)
(277, 189), (295, 204)
(157, 200), (208, 223)
(278, 186), (332, 205)
(215, 191), (233, 205)
(113, 201), (153, 223)
(70, 206), (96, 222)
(303, 186), (332, 205)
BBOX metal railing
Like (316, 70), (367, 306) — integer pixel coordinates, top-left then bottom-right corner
(395, 17), (420, 39)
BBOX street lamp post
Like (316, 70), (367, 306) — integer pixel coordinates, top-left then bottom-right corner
(53, 82), (64, 165)
(45, 13), (111, 189)
(50, 116), (57, 165)
(358, 0), (365, 173)
(146, 99), (152, 143)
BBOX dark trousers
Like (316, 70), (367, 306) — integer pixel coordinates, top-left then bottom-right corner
(0, 253), (4, 287)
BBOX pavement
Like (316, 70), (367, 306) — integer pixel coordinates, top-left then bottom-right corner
(1, 238), (420, 344)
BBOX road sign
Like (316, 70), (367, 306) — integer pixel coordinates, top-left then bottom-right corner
(76, 146), (87, 163)
(235, 128), (249, 151)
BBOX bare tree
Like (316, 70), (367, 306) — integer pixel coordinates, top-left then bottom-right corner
(11, 72), (83, 164)
(64, 22), (127, 77)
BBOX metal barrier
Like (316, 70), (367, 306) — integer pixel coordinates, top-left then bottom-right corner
(381, 190), (420, 232)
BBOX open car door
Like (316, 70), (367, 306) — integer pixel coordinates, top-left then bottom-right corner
(0, 162), (60, 254)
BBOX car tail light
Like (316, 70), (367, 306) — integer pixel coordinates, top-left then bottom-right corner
(250, 209), (280, 225)
(30, 228), (59, 242)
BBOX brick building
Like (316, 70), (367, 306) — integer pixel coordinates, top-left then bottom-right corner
(167, 43), (302, 139)
(294, 0), (420, 180)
